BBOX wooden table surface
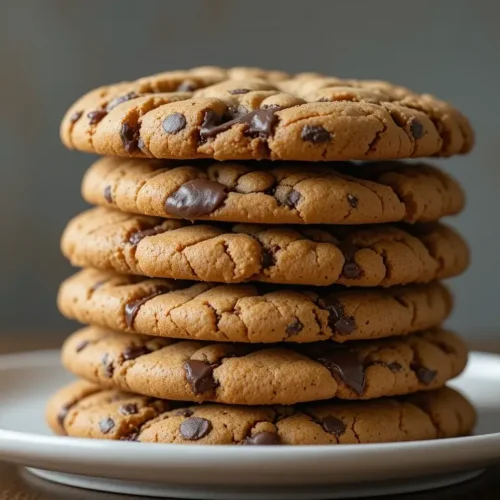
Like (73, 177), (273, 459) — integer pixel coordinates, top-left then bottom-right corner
(1, 334), (499, 499)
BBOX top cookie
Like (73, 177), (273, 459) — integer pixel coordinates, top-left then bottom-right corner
(61, 66), (473, 162)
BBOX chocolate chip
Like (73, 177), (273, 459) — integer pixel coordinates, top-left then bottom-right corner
(410, 118), (424, 139)
(70, 110), (83, 123)
(286, 189), (301, 208)
(301, 125), (331, 143)
(99, 417), (115, 434)
(177, 81), (196, 92)
(180, 417), (212, 440)
(175, 408), (194, 417)
(120, 122), (140, 153)
(163, 113), (187, 134)
(184, 359), (216, 394)
(347, 194), (358, 208)
(318, 297), (357, 335)
(411, 364), (437, 384)
(87, 110), (107, 125)
(104, 185), (113, 203)
(316, 348), (365, 394)
(334, 317), (357, 335)
(165, 179), (227, 219)
(128, 225), (169, 246)
(122, 345), (151, 361)
(229, 88), (250, 95)
(321, 416), (346, 436)
(286, 320), (303, 336)
(137, 137), (152, 156)
(200, 107), (281, 140)
(261, 246), (278, 269)
(119, 403), (138, 416)
(102, 353), (114, 377)
(124, 287), (170, 329)
(106, 92), (139, 112)
(244, 432), (280, 445)
(75, 340), (89, 353)
(338, 242), (362, 279)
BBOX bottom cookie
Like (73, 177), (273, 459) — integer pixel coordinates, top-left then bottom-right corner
(47, 381), (475, 445)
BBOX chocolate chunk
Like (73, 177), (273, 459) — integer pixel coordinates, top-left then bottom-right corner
(184, 359), (216, 394)
(70, 110), (83, 123)
(321, 416), (346, 436)
(104, 185), (113, 203)
(87, 110), (107, 125)
(120, 122), (140, 153)
(261, 246), (278, 269)
(124, 287), (170, 328)
(286, 189), (301, 208)
(177, 81), (196, 92)
(200, 107), (281, 140)
(175, 408), (194, 417)
(338, 242), (362, 279)
(334, 317), (357, 335)
(411, 364), (437, 384)
(163, 113), (187, 134)
(316, 348), (365, 394)
(286, 320), (303, 336)
(106, 92), (139, 112)
(180, 417), (212, 440)
(102, 353), (114, 377)
(347, 194), (358, 208)
(119, 403), (138, 416)
(123, 345), (151, 361)
(165, 179), (227, 219)
(99, 417), (115, 434)
(75, 340), (89, 353)
(137, 137), (152, 156)
(301, 125), (331, 143)
(128, 225), (169, 246)
(229, 88), (250, 95)
(319, 297), (357, 335)
(410, 118), (424, 139)
(244, 431), (280, 445)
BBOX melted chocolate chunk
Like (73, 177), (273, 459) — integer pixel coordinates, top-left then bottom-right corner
(286, 320), (304, 336)
(128, 225), (169, 246)
(184, 359), (216, 394)
(120, 122), (140, 153)
(123, 345), (151, 361)
(410, 118), (424, 139)
(301, 125), (331, 143)
(102, 353), (114, 378)
(315, 348), (365, 394)
(106, 92), (139, 112)
(104, 185), (113, 203)
(165, 179), (228, 219)
(163, 113), (187, 134)
(119, 403), (138, 416)
(87, 110), (107, 125)
(99, 417), (115, 434)
(286, 189), (301, 208)
(411, 364), (437, 384)
(177, 81), (196, 92)
(244, 431), (280, 445)
(75, 340), (89, 353)
(70, 110), (83, 123)
(318, 297), (357, 335)
(228, 88), (250, 95)
(347, 194), (358, 208)
(321, 415), (346, 436)
(180, 417), (212, 440)
(200, 107), (281, 140)
(124, 287), (170, 328)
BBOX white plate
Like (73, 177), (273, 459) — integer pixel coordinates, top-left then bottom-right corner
(0, 350), (499, 500)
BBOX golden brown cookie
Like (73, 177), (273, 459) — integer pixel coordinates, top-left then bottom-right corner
(81, 157), (464, 225)
(58, 269), (453, 344)
(60, 66), (473, 161)
(48, 380), (476, 444)
(61, 208), (469, 287)
(61, 326), (467, 405)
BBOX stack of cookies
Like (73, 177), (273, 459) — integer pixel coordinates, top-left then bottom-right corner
(47, 66), (476, 445)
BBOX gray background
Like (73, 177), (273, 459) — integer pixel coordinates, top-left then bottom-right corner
(0, 0), (498, 340)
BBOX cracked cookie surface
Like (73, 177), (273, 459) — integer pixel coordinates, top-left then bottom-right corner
(60, 66), (473, 161)
(58, 269), (453, 343)
(61, 326), (467, 405)
(82, 157), (464, 225)
(47, 380), (475, 444)
(61, 208), (469, 287)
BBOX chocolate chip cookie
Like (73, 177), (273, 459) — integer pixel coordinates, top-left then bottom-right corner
(58, 269), (453, 343)
(82, 157), (464, 224)
(62, 326), (467, 405)
(60, 66), (473, 161)
(47, 380), (476, 444)
(61, 208), (469, 287)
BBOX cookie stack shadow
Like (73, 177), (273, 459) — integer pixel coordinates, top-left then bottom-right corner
(47, 66), (476, 445)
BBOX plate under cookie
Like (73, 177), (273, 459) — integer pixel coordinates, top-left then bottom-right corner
(0, 350), (499, 500)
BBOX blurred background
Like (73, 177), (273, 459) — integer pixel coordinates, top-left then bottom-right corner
(0, 0), (498, 344)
